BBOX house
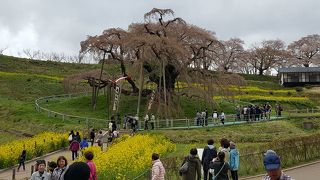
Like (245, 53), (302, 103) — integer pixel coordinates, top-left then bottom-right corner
(278, 67), (320, 87)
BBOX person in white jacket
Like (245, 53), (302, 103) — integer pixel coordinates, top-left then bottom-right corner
(151, 153), (166, 180)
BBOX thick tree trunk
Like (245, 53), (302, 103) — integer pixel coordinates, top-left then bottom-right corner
(119, 59), (139, 93)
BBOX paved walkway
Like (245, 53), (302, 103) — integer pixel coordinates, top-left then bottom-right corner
(241, 160), (320, 180)
(0, 141), (109, 180)
(0, 149), (70, 180)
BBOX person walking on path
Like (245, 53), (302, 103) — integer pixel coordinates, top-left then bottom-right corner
(85, 151), (97, 180)
(209, 151), (231, 180)
(144, 114), (149, 130)
(229, 142), (240, 180)
(80, 137), (89, 150)
(68, 130), (75, 144)
(17, 150), (27, 172)
(17, 150), (26, 172)
(262, 150), (293, 180)
(202, 139), (218, 180)
(52, 156), (68, 180)
(96, 130), (107, 148)
(30, 160), (51, 180)
(220, 112), (226, 125)
(69, 139), (80, 161)
(151, 153), (166, 180)
(90, 129), (95, 146)
(74, 132), (81, 142)
(218, 138), (230, 163)
(180, 148), (201, 180)
(150, 114), (156, 130)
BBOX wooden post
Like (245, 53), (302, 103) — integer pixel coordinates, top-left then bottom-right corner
(12, 169), (15, 180)
(31, 165), (34, 175)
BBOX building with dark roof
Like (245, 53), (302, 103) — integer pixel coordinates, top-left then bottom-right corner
(279, 67), (320, 87)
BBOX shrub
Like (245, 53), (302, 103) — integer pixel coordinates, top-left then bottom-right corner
(295, 87), (303, 92)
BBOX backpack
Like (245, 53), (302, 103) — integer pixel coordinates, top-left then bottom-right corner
(179, 160), (189, 174)
(68, 134), (73, 141)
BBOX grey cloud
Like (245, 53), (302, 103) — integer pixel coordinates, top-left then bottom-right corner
(0, 0), (319, 56)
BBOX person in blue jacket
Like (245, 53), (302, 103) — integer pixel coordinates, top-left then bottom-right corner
(229, 141), (239, 180)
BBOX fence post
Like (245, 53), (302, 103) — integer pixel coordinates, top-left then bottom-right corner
(307, 108), (309, 113)
(304, 143), (307, 160)
(86, 118), (89, 128)
(187, 118), (189, 129)
(31, 165), (34, 175)
(171, 119), (173, 128)
(12, 169), (15, 180)
(34, 141), (37, 149)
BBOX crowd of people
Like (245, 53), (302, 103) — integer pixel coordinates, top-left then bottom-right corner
(195, 103), (283, 126)
(29, 151), (96, 180)
(152, 138), (293, 180)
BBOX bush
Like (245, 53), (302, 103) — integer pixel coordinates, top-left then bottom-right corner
(295, 87), (303, 92)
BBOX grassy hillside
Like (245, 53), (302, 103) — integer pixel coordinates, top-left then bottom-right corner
(0, 55), (319, 140)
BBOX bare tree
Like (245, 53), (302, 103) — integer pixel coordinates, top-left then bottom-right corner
(22, 49), (40, 59)
(0, 46), (8, 55)
(288, 34), (320, 67)
(79, 8), (245, 117)
(249, 40), (289, 75)
(213, 38), (245, 72)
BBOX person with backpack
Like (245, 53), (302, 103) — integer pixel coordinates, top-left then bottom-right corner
(218, 138), (230, 163)
(180, 148), (201, 180)
(229, 142), (240, 180)
(151, 153), (165, 180)
(209, 151), (231, 180)
(52, 156), (68, 180)
(17, 150), (26, 171)
(202, 139), (218, 180)
(85, 151), (97, 180)
(68, 130), (75, 144)
(69, 139), (80, 161)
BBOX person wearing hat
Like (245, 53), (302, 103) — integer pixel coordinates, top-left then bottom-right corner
(30, 160), (51, 180)
(263, 150), (293, 180)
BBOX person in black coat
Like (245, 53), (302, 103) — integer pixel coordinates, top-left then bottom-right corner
(202, 139), (218, 180)
(209, 151), (231, 180)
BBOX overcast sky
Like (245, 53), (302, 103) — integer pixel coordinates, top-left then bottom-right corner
(0, 0), (319, 57)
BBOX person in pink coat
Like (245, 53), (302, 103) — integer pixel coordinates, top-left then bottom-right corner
(69, 140), (80, 161)
(85, 151), (97, 180)
(151, 153), (165, 180)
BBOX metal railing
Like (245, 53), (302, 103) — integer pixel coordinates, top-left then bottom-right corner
(35, 92), (108, 128)
(133, 137), (320, 179)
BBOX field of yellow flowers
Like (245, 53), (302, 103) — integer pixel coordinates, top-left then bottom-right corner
(0, 132), (68, 169)
(80, 134), (176, 180)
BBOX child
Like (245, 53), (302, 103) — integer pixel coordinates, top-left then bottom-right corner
(30, 160), (51, 180)
(85, 151), (97, 180)
(80, 137), (89, 150)
(17, 150), (26, 171)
